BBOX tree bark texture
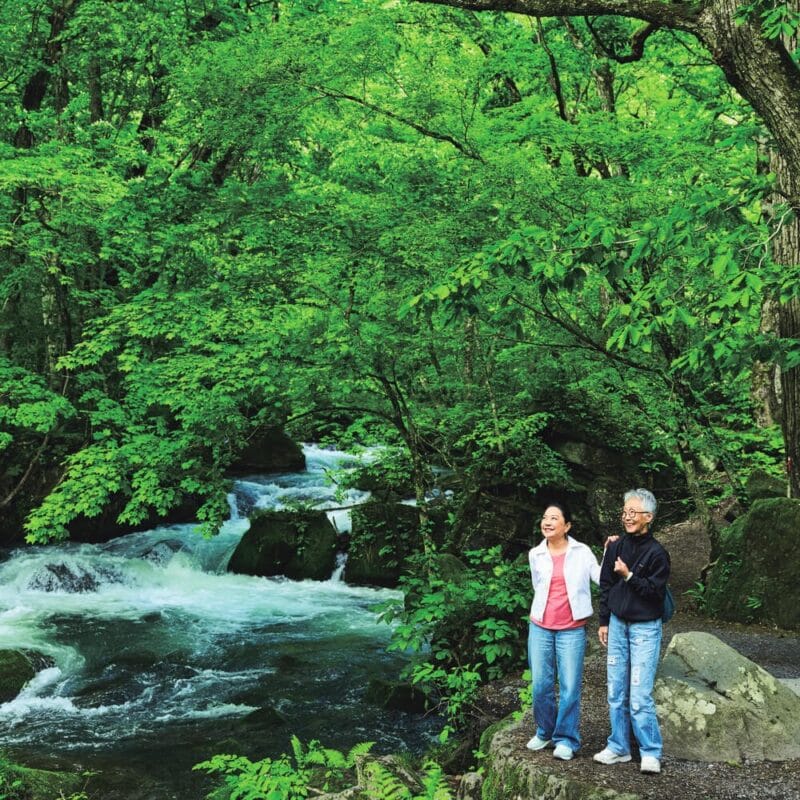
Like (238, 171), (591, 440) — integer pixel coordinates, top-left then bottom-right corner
(771, 144), (800, 496)
(767, 0), (800, 497)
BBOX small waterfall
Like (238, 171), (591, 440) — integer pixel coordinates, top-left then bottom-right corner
(329, 552), (348, 583)
(227, 491), (241, 521)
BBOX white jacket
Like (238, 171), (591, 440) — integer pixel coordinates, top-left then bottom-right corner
(528, 536), (602, 624)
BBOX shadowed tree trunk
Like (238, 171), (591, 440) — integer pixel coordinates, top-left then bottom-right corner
(769, 6), (800, 496)
(88, 56), (104, 122)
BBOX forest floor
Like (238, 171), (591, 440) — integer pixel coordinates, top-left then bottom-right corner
(480, 519), (800, 800)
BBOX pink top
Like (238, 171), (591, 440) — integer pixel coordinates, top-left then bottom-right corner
(537, 552), (585, 630)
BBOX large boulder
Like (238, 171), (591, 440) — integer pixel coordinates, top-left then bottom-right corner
(66, 492), (203, 544)
(0, 649), (36, 702)
(654, 632), (800, 762)
(449, 484), (536, 555)
(546, 430), (686, 537)
(745, 469), (786, 502)
(228, 428), (305, 475)
(227, 509), (338, 581)
(704, 498), (800, 629)
(345, 500), (421, 587)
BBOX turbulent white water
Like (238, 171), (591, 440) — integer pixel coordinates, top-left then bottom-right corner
(0, 445), (435, 785)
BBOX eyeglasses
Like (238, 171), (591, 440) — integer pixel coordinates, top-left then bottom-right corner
(621, 510), (650, 519)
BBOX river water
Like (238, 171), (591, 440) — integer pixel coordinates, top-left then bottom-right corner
(0, 446), (439, 797)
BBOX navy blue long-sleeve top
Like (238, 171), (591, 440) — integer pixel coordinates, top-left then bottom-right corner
(598, 532), (671, 626)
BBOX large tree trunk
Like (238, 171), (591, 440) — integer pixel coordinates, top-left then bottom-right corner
(88, 56), (104, 122)
(764, 3), (800, 496)
(770, 153), (800, 497)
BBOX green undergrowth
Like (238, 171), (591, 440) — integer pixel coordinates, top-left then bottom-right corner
(0, 753), (85, 800)
(194, 736), (457, 800)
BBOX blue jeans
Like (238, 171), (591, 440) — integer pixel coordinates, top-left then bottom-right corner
(606, 613), (663, 758)
(528, 622), (587, 751)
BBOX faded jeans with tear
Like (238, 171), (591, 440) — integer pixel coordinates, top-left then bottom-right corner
(605, 613), (663, 759)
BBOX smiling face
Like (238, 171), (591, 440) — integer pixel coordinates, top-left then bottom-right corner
(621, 497), (652, 535)
(541, 505), (571, 544)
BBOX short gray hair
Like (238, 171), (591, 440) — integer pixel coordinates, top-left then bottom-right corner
(624, 488), (657, 518)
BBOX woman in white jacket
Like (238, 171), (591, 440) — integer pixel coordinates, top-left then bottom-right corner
(526, 502), (601, 761)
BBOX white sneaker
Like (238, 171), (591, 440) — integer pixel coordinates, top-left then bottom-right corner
(640, 756), (661, 774)
(553, 744), (574, 761)
(526, 735), (552, 751)
(593, 747), (632, 765)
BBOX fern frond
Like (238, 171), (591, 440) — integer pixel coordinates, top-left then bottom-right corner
(290, 735), (306, 769)
(322, 748), (348, 768)
(363, 761), (412, 800)
(346, 741), (376, 766)
(415, 761), (454, 800)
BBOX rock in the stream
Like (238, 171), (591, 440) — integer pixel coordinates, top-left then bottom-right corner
(0, 649), (36, 702)
(655, 631), (800, 762)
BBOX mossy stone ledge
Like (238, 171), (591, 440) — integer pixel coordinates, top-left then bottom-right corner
(481, 717), (640, 800)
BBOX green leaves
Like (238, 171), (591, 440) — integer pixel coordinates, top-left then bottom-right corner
(758, 3), (800, 39)
(0, 0), (791, 545)
(194, 738), (379, 800)
(384, 546), (530, 689)
(0, 358), (74, 446)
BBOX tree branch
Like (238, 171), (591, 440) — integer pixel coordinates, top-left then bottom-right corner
(311, 85), (485, 162)
(413, 0), (701, 32)
(535, 18), (570, 121)
(0, 433), (50, 509)
(584, 18), (660, 62)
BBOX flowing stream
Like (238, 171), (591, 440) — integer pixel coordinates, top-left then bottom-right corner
(0, 446), (439, 798)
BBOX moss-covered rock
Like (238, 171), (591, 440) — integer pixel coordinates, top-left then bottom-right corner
(0, 649), (36, 702)
(435, 553), (468, 583)
(478, 712), (518, 755)
(704, 498), (800, 629)
(228, 427), (305, 475)
(745, 469), (786, 502)
(481, 717), (639, 800)
(1, 762), (83, 800)
(655, 632), (800, 761)
(364, 679), (430, 713)
(227, 509), (338, 581)
(345, 501), (421, 587)
(66, 492), (204, 544)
